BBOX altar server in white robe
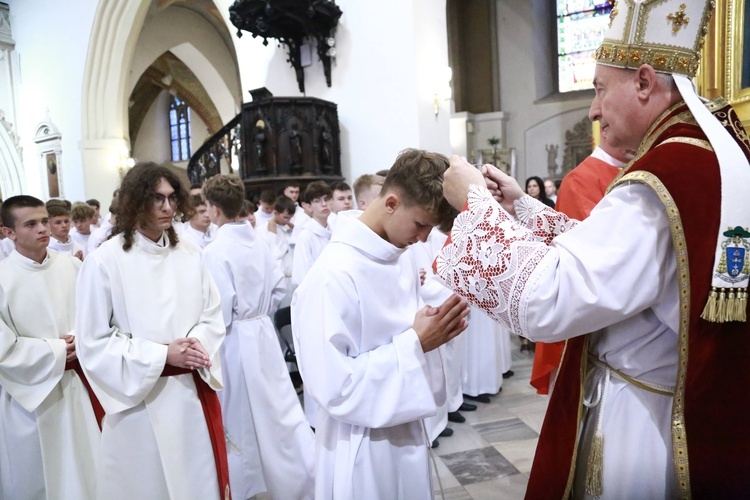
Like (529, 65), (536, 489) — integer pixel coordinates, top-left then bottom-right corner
(291, 180), (333, 427)
(0, 235), (13, 260)
(46, 199), (84, 260)
(292, 149), (469, 499)
(0, 195), (100, 500)
(462, 308), (509, 400)
(202, 174), (315, 500)
(181, 195), (217, 250)
(291, 180), (333, 287)
(76, 163), (229, 500)
(256, 194), (297, 302)
(70, 202), (96, 257)
(410, 227), (465, 444)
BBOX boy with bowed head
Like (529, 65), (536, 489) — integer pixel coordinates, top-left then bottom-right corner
(292, 148), (469, 499)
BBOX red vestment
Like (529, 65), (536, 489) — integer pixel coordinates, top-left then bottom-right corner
(527, 100), (750, 498)
(530, 153), (620, 394)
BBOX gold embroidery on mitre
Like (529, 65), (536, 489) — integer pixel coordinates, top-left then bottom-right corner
(667, 4), (690, 34)
(609, 4), (619, 28)
(594, 1), (716, 78)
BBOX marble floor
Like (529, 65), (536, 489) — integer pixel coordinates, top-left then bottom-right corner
(429, 339), (548, 500)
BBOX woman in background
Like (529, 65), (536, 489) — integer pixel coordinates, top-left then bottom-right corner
(526, 176), (555, 208)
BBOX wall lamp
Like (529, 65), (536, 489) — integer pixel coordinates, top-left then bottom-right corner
(433, 66), (453, 120)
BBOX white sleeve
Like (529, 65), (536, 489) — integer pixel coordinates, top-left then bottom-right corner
(291, 232), (313, 286)
(186, 261), (226, 390)
(75, 253), (169, 414)
(0, 300), (67, 413)
(437, 183), (675, 341)
(292, 270), (444, 428)
(202, 252), (237, 330)
(262, 240), (287, 312)
(521, 183), (675, 340)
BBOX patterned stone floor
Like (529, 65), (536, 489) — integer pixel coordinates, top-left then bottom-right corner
(282, 337), (546, 500)
(430, 338), (548, 499)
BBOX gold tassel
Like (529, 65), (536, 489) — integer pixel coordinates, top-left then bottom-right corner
(701, 287), (719, 322)
(585, 433), (604, 496)
(726, 288), (737, 322)
(738, 290), (748, 322)
(716, 288), (727, 323)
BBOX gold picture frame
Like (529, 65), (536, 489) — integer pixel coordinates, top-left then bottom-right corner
(698, 0), (750, 126)
(479, 148), (516, 178)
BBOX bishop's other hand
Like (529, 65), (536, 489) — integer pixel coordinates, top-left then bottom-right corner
(443, 155), (486, 210)
(481, 164), (525, 216)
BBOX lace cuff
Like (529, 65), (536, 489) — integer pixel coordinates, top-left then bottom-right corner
(435, 185), (554, 335)
(514, 195), (578, 245)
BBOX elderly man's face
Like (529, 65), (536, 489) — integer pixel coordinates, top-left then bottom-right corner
(589, 65), (645, 151)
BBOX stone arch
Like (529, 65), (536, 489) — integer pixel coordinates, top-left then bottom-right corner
(82, 0), (150, 143)
(0, 112), (24, 198)
(80, 0), (241, 199)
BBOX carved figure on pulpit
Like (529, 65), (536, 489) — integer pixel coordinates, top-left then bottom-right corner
(187, 161), (207, 186)
(545, 144), (559, 177)
(254, 119), (267, 173)
(289, 124), (303, 174)
(320, 125), (333, 173)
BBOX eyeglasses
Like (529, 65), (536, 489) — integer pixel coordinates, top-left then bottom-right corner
(152, 193), (179, 208)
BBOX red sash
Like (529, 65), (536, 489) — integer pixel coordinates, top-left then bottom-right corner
(65, 359), (105, 429)
(161, 365), (231, 500)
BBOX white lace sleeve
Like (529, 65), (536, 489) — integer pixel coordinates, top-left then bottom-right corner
(514, 195), (578, 244)
(435, 185), (556, 335)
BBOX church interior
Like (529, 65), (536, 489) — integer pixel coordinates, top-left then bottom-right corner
(1, 0), (746, 202)
(1, 0), (748, 498)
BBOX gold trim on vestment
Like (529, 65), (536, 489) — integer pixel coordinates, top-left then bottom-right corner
(605, 102), (691, 192)
(563, 336), (590, 498)
(657, 137), (714, 151)
(587, 354), (675, 395)
(610, 171), (692, 500)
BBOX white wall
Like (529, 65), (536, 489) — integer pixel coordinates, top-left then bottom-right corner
(231, 0), (451, 183)
(8, 0), (98, 200)
(496, 0), (593, 182)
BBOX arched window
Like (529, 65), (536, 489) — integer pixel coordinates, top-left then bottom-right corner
(556, 1), (614, 93)
(169, 95), (192, 161)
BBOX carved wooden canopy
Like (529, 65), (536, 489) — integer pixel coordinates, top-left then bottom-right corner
(229, 0), (343, 93)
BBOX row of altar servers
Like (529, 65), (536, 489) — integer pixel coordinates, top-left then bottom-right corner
(0, 207), (513, 500)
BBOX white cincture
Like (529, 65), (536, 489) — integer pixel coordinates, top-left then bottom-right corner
(582, 356), (675, 496)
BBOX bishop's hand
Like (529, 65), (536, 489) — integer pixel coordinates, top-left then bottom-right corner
(414, 294), (469, 352)
(481, 164), (525, 216)
(443, 155), (486, 210)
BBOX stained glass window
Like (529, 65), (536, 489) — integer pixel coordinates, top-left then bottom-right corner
(169, 96), (192, 162)
(557, 1), (614, 93)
